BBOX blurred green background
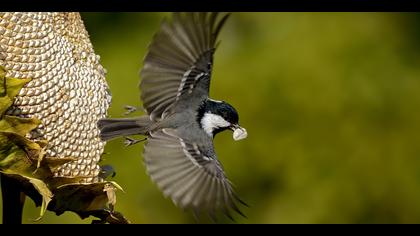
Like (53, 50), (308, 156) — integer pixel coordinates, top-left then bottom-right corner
(6, 12), (420, 223)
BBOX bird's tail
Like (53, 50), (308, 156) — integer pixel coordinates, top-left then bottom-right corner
(97, 116), (152, 141)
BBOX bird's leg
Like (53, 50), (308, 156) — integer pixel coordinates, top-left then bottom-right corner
(123, 105), (138, 116)
(101, 152), (111, 156)
(124, 137), (147, 147)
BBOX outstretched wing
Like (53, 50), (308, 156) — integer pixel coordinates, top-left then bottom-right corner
(140, 12), (230, 121)
(143, 128), (246, 219)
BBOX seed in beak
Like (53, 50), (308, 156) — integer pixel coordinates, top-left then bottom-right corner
(232, 125), (247, 141)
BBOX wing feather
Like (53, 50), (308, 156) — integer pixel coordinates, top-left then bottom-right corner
(140, 12), (230, 121)
(143, 129), (246, 219)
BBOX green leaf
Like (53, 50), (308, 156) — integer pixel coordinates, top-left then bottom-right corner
(4, 78), (31, 100)
(28, 177), (53, 220)
(0, 116), (41, 137)
(0, 67), (6, 95)
(0, 68), (31, 115)
(0, 95), (12, 115)
(0, 145), (33, 173)
(54, 182), (115, 213)
(0, 131), (43, 154)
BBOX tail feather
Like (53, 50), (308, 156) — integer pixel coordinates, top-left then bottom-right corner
(97, 116), (151, 141)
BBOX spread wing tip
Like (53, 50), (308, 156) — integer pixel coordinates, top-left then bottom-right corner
(144, 129), (247, 222)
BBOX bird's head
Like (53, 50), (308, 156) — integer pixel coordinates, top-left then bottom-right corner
(198, 99), (247, 140)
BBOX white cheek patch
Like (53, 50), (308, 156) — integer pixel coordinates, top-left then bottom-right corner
(201, 113), (230, 136)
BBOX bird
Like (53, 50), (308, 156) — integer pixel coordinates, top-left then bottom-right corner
(97, 12), (248, 220)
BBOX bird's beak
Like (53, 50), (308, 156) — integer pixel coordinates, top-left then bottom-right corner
(230, 124), (247, 141)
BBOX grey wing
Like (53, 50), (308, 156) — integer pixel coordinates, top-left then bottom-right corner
(140, 12), (230, 121)
(143, 128), (246, 219)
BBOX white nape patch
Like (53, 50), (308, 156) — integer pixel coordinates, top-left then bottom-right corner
(208, 98), (223, 103)
(201, 113), (230, 136)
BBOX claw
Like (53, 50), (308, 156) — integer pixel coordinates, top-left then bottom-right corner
(124, 137), (146, 147)
(123, 105), (138, 115)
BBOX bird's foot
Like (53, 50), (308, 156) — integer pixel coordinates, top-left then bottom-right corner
(124, 137), (146, 147)
(123, 105), (138, 115)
